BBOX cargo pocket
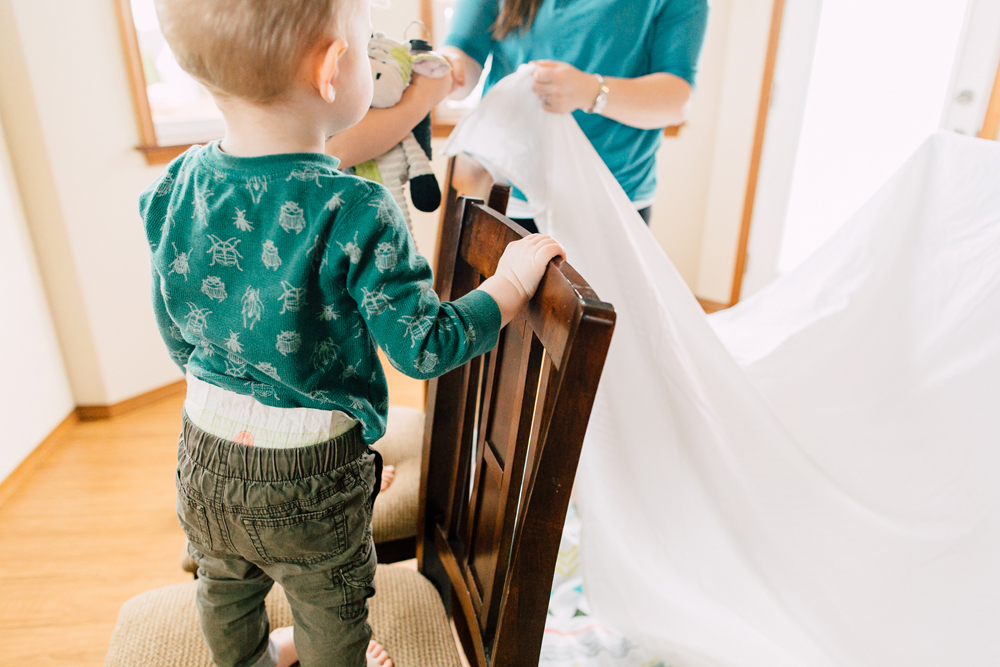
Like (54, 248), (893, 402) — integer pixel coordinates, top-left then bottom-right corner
(336, 539), (377, 621)
(176, 482), (213, 551)
(243, 501), (349, 565)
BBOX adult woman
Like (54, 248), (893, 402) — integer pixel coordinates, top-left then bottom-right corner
(442, 0), (709, 229)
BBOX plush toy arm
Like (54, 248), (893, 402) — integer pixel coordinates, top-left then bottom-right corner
(401, 133), (433, 179)
(412, 52), (452, 79)
(401, 133), (441, 213)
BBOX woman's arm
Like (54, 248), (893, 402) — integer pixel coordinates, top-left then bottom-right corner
(325, 71), (453, 169)
(441, 46), (484, 100)
(530, 60), (692, 130)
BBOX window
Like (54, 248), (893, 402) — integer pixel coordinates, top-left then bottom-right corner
(116, 0), (474, 163)
(114, 0), (224, 164)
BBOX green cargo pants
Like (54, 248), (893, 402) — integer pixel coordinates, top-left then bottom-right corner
(175, 415), (381, 667)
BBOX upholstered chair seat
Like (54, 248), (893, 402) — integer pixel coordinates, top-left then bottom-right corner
(106, 565), (462, 667)
(369, 406), (424, 560)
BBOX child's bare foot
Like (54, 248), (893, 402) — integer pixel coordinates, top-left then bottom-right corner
(367, 639), (393, 666)
(270, 626), (297, 667)
(380, 465), (395, 492)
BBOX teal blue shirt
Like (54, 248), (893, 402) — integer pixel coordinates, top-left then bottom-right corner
(140, 142), (501, 443)
(446, 0), (709, 203)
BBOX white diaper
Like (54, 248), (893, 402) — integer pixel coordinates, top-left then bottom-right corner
(184, 373), (357, 448)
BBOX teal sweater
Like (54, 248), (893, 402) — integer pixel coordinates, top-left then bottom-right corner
(447, 0), (709, 203)
(141, 142), (500, 442)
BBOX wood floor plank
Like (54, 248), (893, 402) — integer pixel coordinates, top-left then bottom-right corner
(0, 362), (425, 665)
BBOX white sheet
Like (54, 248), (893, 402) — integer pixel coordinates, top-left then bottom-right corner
(540, 503), (665, 667)
(445, 66), (1000, 667)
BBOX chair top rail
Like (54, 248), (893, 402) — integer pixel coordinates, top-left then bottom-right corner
(458, 201), (614, 368)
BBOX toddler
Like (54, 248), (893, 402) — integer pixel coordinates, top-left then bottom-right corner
(141, 0), (565, 665)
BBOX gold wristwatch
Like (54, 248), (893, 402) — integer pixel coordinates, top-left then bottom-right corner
(586, 74), (610, 115)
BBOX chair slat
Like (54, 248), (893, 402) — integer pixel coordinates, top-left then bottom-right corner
(491, 309), (614, 667)
(433, 525), (488, 666)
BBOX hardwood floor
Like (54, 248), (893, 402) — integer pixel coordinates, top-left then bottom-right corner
(0, 358), (424, 666)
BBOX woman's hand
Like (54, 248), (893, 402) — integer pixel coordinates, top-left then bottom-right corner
(531, 61), (693, 129)
(530, 60), (602, 114)
(443, 49), (466, 93)
(407, 69), (454, 108)
(441, 46), (483, 100)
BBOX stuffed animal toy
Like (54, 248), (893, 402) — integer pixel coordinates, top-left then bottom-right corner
(354, 33), (451, 235)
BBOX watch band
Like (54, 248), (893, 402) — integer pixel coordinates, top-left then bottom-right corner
(586, 74), (610, 115)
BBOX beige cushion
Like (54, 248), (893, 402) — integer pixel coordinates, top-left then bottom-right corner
(371, 407), (424, 543)
(106, 564), (462, 667)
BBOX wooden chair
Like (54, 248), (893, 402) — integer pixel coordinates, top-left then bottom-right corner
(368, 154), (511, 564)
(415, 182), (616, 667)
(110, 158), (616, 667)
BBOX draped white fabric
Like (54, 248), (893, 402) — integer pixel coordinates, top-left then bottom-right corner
(445, 66), (1000, 667)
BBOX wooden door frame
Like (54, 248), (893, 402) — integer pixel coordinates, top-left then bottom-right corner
(728, 0), (787, 306)
(978, 53), (1000, 139)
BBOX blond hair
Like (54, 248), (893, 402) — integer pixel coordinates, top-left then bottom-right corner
(155, 0), (344, 102)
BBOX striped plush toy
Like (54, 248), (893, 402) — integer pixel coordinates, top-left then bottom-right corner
(353, 33), (451, 239)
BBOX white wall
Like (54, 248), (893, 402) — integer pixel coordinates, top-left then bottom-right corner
(652, 0), (732, 289)
(372, 0), (424, 41)
(0, 0), (183, 406)
(695, 0), (776, 303)
(0, 118), (74, 483)
(941, 0), (1000, 137)
(741, 0), (824, 297)
(651, 0), (775, 302)
(777, 0), (971, 272)
(0, 0), (443, 410)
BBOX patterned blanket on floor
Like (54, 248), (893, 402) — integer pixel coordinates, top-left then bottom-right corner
(540, 506), (665, 667)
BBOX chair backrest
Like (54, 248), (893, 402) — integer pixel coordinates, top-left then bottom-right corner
(416, 155), (616, 667)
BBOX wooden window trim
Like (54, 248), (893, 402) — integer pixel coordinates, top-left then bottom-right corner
(422, 0), (455, 138)
(113, 0), (197, 165)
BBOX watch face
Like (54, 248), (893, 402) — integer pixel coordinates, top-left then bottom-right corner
(587, 78), (609, 114)
(593, 87), (609, 115)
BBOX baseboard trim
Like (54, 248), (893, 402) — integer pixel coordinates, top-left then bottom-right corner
(697, 297), (729, 313)
(0, 411), (78, 508)
(1, 380), (186, 506)
(76, 379), (185, 422)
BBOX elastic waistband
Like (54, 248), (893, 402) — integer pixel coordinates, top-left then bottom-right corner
(180, 413), (367, 482)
